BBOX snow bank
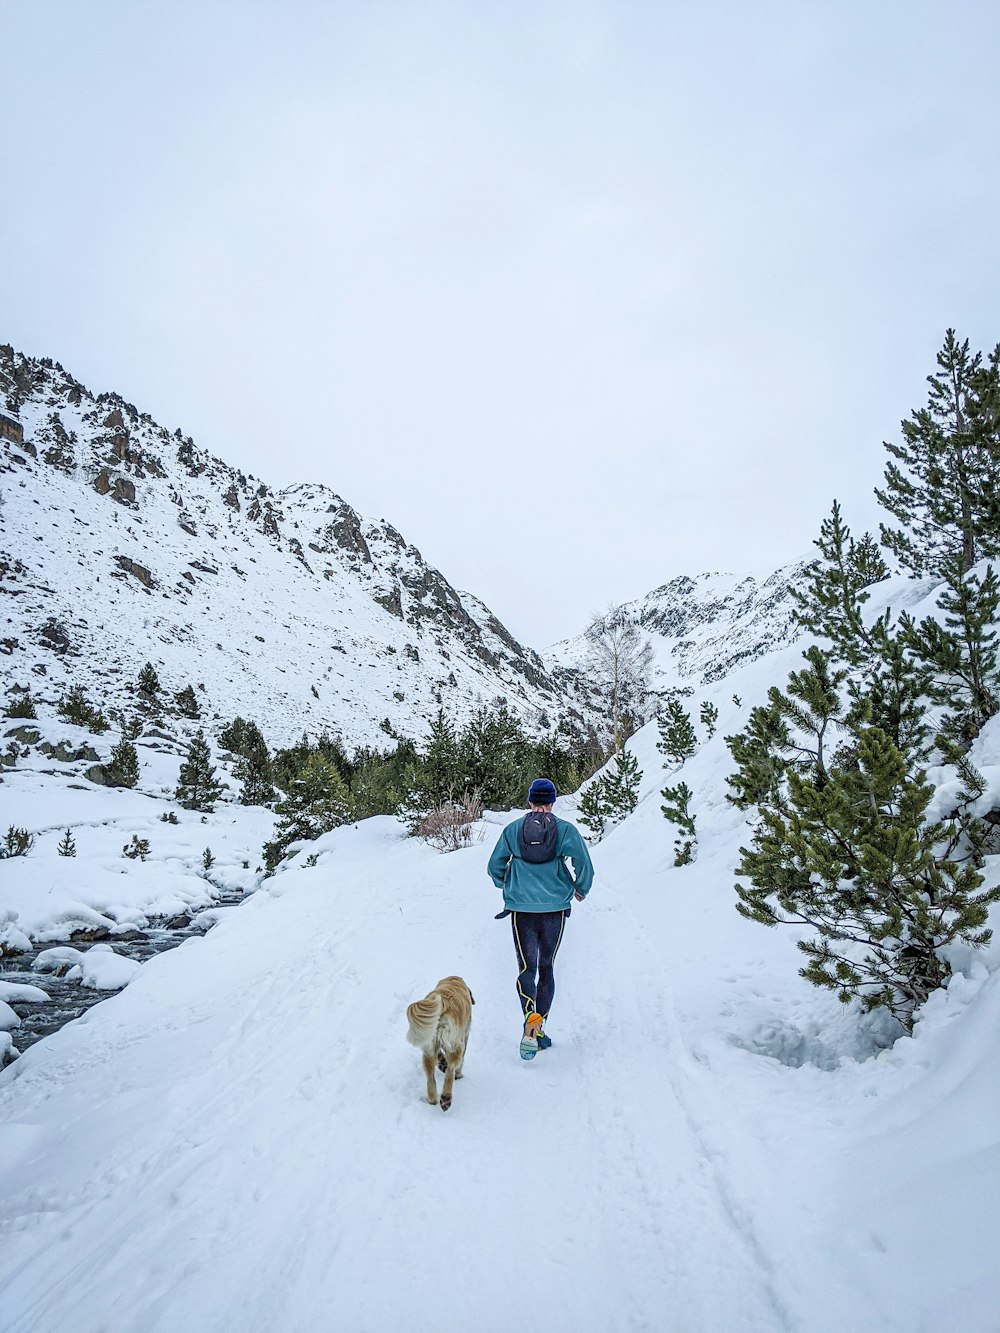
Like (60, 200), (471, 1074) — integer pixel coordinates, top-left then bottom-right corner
(0, 761), (273, 943)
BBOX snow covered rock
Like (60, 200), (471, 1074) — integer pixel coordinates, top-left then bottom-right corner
(65, 944), (141, 991)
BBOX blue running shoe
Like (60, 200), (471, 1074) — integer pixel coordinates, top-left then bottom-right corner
(520, 1012), (543, 1060)
(536, 1030), (552, 1051)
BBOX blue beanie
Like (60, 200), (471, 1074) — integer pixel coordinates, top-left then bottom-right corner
(528, 778), (557, 805)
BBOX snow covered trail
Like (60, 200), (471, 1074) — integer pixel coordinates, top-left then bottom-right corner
(0, 816), (830, 1333)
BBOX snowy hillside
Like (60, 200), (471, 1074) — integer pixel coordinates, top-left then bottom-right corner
(546, 564), (806, 695)
(1, 570), (998, 1331)
(0, 345), (586, 748)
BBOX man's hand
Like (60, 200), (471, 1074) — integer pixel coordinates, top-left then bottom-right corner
(574, 891), (584, 902)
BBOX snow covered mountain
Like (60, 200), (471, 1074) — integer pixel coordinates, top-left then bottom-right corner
(0, 345), (586, 747)
(545, 565), (806, 697)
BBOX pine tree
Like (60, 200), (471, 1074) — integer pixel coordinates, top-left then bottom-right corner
(792, 501), (891, 667)
(790, 499), (934, 766)
(699, 701), (719, 740)
(661, 781), (696, 865)
(735, 727), (999, 1032)
(263, 754), (353, 870)
(577, 777), (611, 841)
(218, 716), (253, 754)
(877, 330), (1000, 576)
(174, 684), (200, 718)
(236, 742), (276, 807)
(117, 713), (142, 741)
(137, 662), (161, 699)
(657, 698), (697, 766)
(768, 646), (849, 782)
(849, 532), (891, 589)
(422, 708), (464, 804)
(105, 738), (139, 788)
(0, 827), (33, 858)
(460, 703), (528, 809)
(844, 627), (935, 767)
(900, 557), (1000, 745)
(59, 684), (109, 731)
(725, 701), (791, 809)
(57, 828), (77, 857)
(202, 847), (214, 871)
(602, 748), (642, 820)
(175, 729), (223, 811)
(4, 688), (36, 719)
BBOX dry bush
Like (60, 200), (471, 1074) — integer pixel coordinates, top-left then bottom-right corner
(416, 792), (484, 853)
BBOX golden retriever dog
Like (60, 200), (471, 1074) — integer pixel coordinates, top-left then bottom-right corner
(406, 975), (475, 1112)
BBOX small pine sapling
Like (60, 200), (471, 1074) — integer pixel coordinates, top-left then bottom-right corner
(657, 698), (697, 766)
(123, 834), (151, 861)
(202, 847), (215, 871)
(577, 777), (611, 841)
(57, 828), (77, 857)
(602, 748), (642, 820)
(1, 826), (34, 858)
(699, 701), (719, 740)
(4, 688), (36, 719)
(661, 781), (697, 865)
(159, 811), (180, 824)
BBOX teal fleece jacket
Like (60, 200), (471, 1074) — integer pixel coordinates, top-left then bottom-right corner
(487, 814), (595, 913)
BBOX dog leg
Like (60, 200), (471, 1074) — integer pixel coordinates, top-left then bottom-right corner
(437, 1050), (447, 1074)
(455, 1036), (468, 1079)
(422, 1050), (438, 1105)
(440, 1048), (461, 1111)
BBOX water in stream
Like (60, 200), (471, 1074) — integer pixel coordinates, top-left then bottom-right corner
(1, 888), (245, 1052)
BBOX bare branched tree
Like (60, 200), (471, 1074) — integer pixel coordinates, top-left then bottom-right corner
(584, 605), (654, 748)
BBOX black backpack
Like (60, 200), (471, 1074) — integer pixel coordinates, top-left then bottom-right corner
(519, 811), (558, 864)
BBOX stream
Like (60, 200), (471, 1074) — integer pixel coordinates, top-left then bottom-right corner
(1, 887), (245, 1052)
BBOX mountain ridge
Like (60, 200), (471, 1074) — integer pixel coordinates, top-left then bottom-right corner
(0, 345), (587, 747)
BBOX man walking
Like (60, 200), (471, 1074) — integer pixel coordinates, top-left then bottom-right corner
(487, 778), (595, 1059)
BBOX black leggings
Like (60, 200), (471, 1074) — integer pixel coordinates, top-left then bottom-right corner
(511, 910), (567, 1019)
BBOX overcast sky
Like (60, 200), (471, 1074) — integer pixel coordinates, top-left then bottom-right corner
(4, 1), (1000, 647)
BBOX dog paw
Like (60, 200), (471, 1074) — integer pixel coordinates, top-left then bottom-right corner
(426, 1095), (438, 1106)
(440, 1095), (452, 1112)
(437, 1053), (447, 1074)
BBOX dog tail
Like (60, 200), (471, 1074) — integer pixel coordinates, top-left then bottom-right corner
(406, 991), (443, 1047)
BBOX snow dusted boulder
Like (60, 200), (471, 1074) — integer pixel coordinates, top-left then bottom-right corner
(0, 1030), (18, 1069)
(33, 946), (85, 977)
(36, 943), (140, 990)
(67, 944), (142, 991)
(0, 979), (50, 1005)
(0, 998), (21, 1032)
(0, 911), (31, 957)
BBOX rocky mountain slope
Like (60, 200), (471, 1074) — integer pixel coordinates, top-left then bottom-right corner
(0, 345), (588, 748)
(545, 566), (806, 698)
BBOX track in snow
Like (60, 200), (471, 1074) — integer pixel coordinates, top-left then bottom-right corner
(0, 821), (802, 1332)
